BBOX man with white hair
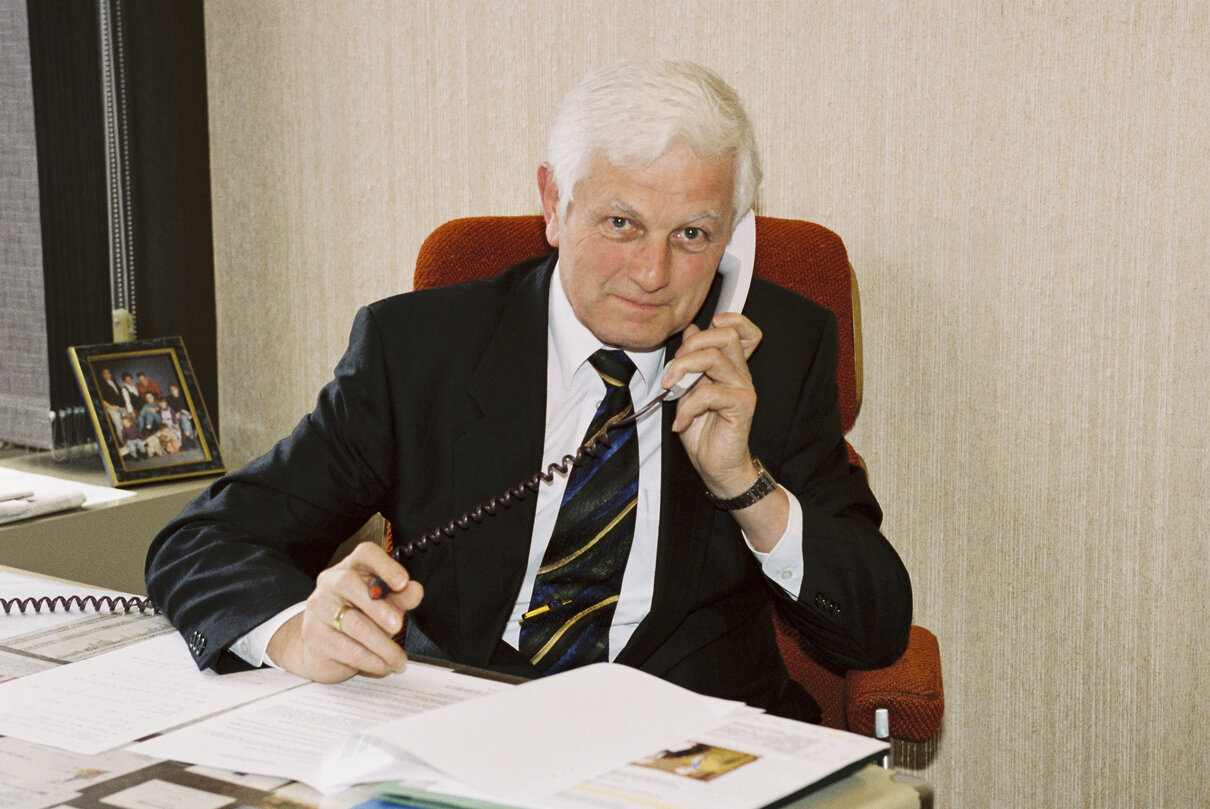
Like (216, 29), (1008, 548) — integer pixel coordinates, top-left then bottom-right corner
(147, 60), (911, 722)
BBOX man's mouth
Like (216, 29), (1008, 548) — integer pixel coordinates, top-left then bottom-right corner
(612, 294), (664, 312)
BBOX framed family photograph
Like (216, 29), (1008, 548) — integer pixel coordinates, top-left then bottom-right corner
(69, 336), (225, 486)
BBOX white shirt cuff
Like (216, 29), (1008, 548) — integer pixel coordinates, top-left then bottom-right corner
(229, 601), (306, 669)
(743, 486), (805, 598)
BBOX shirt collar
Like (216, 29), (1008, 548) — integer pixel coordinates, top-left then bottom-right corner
(548, 261), (665, 396)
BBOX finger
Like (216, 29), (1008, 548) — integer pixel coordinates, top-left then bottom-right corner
(381, 578), (424, 612)
(344, 542), (413, 594)
(313, 546), (424, 672)
(302, 587), (407, 674)
(665, 319), (759, 391)
(675, 315), (760, 366)
(710, 312), (762, 359)
(323, 604), (409, 675)
(358, 576), (423, 641)
(300, 613), (396, 680)
(267, 611), (354, 683)
(663, 345), (750, 394)
(322, 544), (418, 637)
(671, 381), (756, 434)
(309, 591), (400, 673)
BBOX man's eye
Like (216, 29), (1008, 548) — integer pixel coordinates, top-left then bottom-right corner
(609, 217), (629, 229)
(678, 226), (712, 250)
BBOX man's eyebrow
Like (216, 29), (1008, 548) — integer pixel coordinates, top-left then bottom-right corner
(607, 200), (643, 220)
(607, 200), (725, 224)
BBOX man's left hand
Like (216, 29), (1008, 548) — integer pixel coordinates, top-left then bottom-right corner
(663, 312), (761, 488)
(662, 312), (789, 550)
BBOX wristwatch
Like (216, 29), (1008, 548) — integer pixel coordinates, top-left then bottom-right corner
(704, 458), (776, 511)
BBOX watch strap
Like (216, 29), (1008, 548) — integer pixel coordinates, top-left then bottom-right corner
(704, 458), (776, 511)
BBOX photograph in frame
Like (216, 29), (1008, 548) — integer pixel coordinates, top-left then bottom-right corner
(69, 336), (224, 486)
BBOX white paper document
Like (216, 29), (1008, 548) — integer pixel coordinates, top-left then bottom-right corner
(129, 660), (511, 787)
(326, 663), (751, 802)
(2, 611), (175, 664)
(0, 633), (303, 755)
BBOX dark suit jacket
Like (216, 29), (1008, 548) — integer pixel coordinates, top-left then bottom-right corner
(99, 378), (126, 409)
(145, 255), (911, 722)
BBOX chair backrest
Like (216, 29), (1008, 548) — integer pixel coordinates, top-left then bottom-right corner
(414, 215), (862, 433)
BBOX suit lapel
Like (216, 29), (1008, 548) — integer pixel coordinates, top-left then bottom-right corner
(450, 256), (554, 666)
(614, 285), (724, 670)
(613, 402), (715, 670)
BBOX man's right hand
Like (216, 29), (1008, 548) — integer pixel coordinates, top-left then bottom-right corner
(265, 541), (423, 682)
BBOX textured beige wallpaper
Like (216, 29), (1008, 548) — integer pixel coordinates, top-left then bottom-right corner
(204, 2), (1209, 805)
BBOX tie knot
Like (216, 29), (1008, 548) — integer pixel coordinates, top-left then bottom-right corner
(589, 349), (636, 388)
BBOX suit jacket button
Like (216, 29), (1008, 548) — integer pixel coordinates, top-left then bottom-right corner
(189, 631), (206, 654)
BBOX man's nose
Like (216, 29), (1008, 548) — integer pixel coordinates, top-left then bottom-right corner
(628, 238), (672, 292)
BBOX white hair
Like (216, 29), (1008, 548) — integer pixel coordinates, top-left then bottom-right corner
(546, 60), (761, 230)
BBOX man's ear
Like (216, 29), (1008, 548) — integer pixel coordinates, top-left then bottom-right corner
(537, 163), (561, 248)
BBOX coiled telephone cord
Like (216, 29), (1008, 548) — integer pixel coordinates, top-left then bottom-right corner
(0, 593), (159, 615)
(390, 389), (667, 561)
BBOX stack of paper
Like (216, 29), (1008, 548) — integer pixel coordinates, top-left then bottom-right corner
(130, 661), (887, 808)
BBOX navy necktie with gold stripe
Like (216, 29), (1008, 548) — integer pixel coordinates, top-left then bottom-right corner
(520, 349), (638, 674)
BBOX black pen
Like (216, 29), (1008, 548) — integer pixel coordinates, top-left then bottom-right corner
(368, 577), (392, 600)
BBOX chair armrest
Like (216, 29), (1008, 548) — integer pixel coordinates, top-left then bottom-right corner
(771, 609), (849, 729)
(845, 625), (944, 743)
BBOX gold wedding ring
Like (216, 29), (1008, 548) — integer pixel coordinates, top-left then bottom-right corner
(332, 604), (352, 633)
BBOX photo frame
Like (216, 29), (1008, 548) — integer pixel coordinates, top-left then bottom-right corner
(69, 336), (225, 486)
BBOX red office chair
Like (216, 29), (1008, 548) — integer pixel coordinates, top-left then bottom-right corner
(393, 214), (944, 743)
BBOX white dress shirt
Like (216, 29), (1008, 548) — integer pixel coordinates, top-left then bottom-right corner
(232, 262), (806, 668)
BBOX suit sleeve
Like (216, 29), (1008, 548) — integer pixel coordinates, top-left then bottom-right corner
(752, 297), (913, 671)
(145, 306), (399, 670)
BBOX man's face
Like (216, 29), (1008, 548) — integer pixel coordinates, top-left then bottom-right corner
(540, 143), (735, 352)
(101, 369), (112, 381)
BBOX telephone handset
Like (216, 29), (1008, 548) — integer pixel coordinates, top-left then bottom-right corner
(663, 209), (757, 400)
(2, 213), (759, 616)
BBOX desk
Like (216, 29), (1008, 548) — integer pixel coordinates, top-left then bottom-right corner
(0, 451), (214, 594)
(0, 567), (932, 809)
